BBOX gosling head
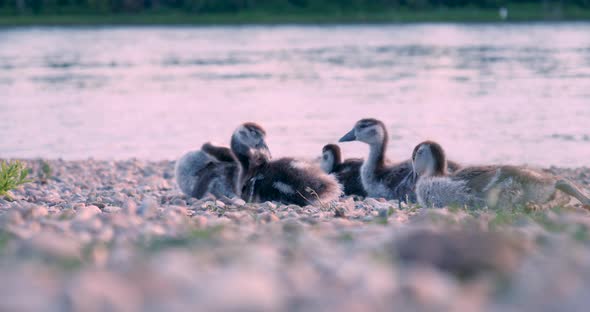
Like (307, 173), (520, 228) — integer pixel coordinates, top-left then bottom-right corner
(321, 144), (342, 173)
(231, 122), (271, 164)
(339, 118), (387, 146)
(412, 141), (447, 178)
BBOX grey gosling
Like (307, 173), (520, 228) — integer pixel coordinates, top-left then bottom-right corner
(412, 141), (590, 209)
(321, 144), (366, 197)
(175, 142), (239, 199)
(231, 122), (342, 206)
(339, 118), (460, 202)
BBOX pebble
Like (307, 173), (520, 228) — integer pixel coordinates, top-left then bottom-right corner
(124, 200), (138, 215)
(103, 206), (123, 213)
(232, 198), (246, 206)
(258, 212), (280, 223)
(264, 201), (277, 210)
(193, 215), (208, 227)
(26, 232), (81, 260)
(1, 210), (23, 225)
(41, 191), (62, 204)
(334, 207), (346, 218)
(364, 198), (381, 207)
(76, 205), (102, 221)
(138, 198), (158, 217)
(67, 271), (142, 312)
(395, 229), (526, 279)
(172, 198), (186, 206)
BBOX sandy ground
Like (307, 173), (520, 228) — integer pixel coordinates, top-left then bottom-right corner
(1, 159), (590, 311)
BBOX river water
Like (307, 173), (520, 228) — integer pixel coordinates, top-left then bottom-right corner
(1, 23), (590, 167)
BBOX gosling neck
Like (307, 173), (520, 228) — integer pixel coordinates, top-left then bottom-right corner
(332, 148), (342, 167)
(230, 137), (253, 191)
(366, 133), (388, 171)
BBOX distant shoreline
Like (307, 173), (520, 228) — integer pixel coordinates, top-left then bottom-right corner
(1, 6), (590, 26)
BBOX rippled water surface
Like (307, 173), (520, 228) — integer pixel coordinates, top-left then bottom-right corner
(1, 23), (590, 166)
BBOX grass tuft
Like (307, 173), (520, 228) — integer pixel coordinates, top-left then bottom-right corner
(0, 160), (31, 198)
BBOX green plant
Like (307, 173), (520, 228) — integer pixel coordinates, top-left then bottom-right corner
(0, 160), (31, 198)
(38, 159), (52, 184)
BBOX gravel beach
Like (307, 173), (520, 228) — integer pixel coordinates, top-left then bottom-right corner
(2, 159), (590, 311)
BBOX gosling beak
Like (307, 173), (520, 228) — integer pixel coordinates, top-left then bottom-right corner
(339, 129), (356, 142)
(257, 142), (272, 161)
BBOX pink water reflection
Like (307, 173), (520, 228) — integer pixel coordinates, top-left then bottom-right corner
(1, 24), (590, 167)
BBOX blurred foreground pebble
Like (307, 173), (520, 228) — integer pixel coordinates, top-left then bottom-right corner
(0, 159), (589, 311)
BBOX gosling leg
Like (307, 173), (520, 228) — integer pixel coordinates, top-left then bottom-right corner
(556, 179), (590, 209)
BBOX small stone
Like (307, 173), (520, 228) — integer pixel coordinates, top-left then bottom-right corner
(72, 217), (103, 233)
(91, 202), (106, 209)
(365, 198), (390, 210)
(334, 207), (347, 218)
(399, 267), (457, 307)
(172, 198), (186, 206)
(6, 225), (36, 239)
(73, 203), (85, 210)
(124, 200), (137, 215)
(108, 214), (132, 230)
(66, 271), (141, 312)
(199, 203), (209, 210)
(111, 193), (128, 206)
(96, 226), (114, 242)
(149, 224), (167, 236)
(202, 194), (216, 202)
(27, 232), (81, 260)
(60, 208), (76, 219)
(42, 191), (62, 204)
(40, 219), (69, 233)
(158, 179), (171, 190)
(1, 210), (23, 225)
(194, 215), (208, 227)
(264, 201), (277, 210)
(283, 219), (303, 237)
(341, 197), (355, 211)
(138, 197), (158, 217)
(76, 205), (101, 221)
(25, 205), (49, 219)
(395, 229), (527, 279)
(103, 206), (122, 213)
(215, 200), (226, 208)
(165, 205), (189, 217)
(258, 212), (280, 223)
